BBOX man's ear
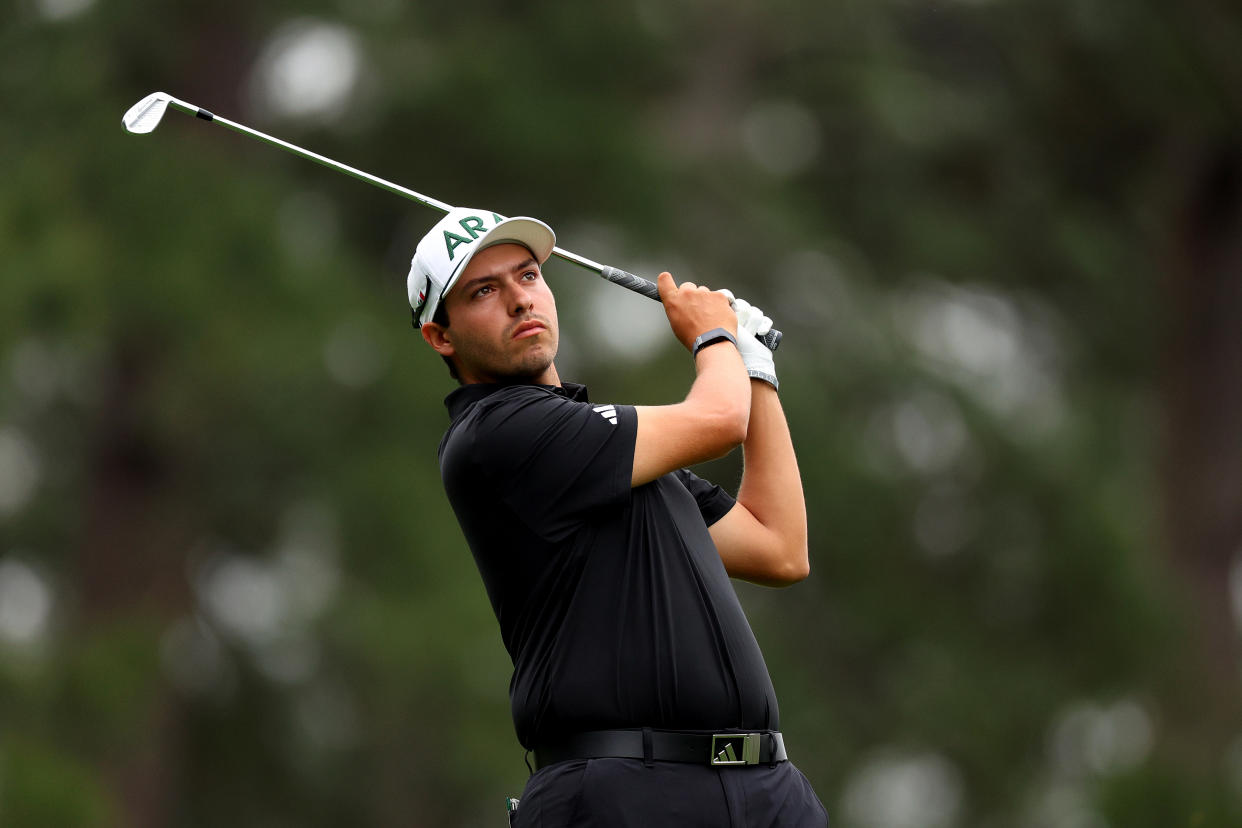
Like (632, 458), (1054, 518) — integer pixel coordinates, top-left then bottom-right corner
(420, 321), (454, 357)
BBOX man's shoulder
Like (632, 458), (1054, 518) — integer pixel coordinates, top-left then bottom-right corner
(452, 383), (570, 425)
(440, 384), (579, 462)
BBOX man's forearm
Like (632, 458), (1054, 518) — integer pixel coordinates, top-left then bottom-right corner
(631, 334), (751, 487)
(736, 382), (808, 565)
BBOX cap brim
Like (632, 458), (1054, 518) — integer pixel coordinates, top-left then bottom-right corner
(475, 217), (557, 264)
(439, 216), (557, 303)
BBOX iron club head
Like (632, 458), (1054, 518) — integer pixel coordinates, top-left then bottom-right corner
(122, 92), (173, 134)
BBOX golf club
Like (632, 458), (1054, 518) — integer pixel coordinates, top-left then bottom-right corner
(122, 92), (782, 350)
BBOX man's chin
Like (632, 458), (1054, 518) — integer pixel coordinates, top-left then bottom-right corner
(456, 336), (558, 384)
(512, 348), (557, 381)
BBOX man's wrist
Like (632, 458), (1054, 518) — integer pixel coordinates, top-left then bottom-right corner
(691, 327), (738, 358)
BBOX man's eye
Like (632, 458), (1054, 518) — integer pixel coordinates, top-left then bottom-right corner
(522, 271), (538, 281)
(474, 285), (494, 297)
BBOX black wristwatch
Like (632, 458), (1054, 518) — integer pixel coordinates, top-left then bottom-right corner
(691, 327), (739, 358)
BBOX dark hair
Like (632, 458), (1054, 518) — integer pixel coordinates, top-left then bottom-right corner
(431, 303), (461, 382)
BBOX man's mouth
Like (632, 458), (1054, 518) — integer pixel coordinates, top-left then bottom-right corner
(512, 320), (547, 340)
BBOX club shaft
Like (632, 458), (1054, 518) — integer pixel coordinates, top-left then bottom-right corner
(175, 101), (454, 213)
(164, 98), (782, 350)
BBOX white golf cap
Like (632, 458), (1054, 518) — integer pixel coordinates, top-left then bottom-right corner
(408, 207), (556, 327)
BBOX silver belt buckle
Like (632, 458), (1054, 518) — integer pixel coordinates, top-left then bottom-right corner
(710, 733), (760, 766)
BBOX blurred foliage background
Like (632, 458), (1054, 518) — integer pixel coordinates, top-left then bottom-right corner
(2, 0), (1241, 826)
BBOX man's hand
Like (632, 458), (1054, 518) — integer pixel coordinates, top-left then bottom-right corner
(719, 293), (779, 390)
(657, 272), (738, 352)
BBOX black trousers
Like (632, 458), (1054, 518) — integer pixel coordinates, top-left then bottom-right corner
(514, 758), (828, 827)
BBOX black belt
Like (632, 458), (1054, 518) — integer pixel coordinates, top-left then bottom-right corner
(534, 729), (787, 770)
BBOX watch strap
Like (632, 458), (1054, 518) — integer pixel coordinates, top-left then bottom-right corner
(691, 327), (738, 358)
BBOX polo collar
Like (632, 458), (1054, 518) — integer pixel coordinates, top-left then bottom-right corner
(445, 380), (590, 421)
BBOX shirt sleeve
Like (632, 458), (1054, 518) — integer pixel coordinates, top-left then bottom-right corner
(673, 468), (737, 527)
(470, 386), (637, 542)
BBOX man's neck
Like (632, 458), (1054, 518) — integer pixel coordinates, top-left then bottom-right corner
(462, 365), (561, 387)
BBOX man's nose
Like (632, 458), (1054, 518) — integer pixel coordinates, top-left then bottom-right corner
(509, 282), (534, 314)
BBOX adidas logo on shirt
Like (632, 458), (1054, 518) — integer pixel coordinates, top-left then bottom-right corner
(593, 404), (618, 425)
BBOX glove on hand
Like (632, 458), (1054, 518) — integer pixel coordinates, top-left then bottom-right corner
(717, 290), (778, 390)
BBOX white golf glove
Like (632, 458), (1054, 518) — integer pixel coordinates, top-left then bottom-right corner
(718, 290), (778, 390)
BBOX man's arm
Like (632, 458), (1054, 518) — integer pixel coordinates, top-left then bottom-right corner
(632, 272), (751, 486)
(708, 298), (808, 587)
(709, 381), (809, 587)
(630, 278), (807, 585)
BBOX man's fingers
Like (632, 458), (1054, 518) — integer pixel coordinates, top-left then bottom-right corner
(657, 271), (676, 302)
(662, 276), (727, 297)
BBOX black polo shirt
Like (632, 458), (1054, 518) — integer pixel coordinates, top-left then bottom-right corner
(439, 381), (780, 749)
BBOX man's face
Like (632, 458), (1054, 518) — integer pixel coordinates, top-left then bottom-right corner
(422, 243), (560, 385)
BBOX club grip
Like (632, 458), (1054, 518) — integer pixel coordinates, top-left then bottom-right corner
(599, 265), (661, 301)
(599, 266), (782, 351)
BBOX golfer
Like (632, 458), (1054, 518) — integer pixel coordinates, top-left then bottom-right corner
(410, 208), (826, 827)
